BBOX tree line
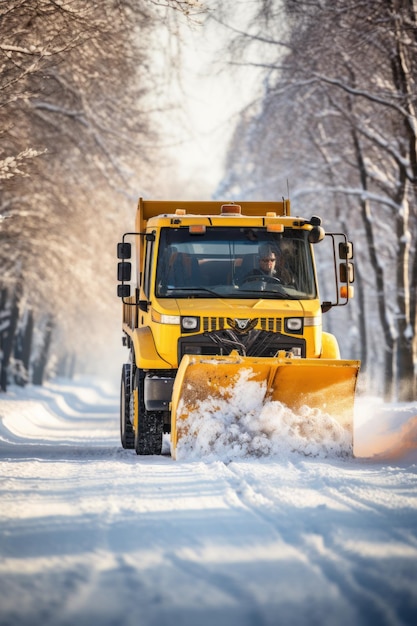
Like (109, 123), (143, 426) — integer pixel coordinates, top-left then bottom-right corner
(215, 0), (417, 401)
(2, 0), (416, 402)
(0, 0), (202, 391)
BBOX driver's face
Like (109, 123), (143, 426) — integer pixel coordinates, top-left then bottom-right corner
(260, 255), (276, 269)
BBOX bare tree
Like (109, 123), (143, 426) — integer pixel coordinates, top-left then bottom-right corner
(217, 0), (417, 400)
(0, 0), (202, 389)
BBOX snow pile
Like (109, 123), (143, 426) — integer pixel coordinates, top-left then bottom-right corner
(355, 395), (417, 462)
(176, 369), (352, 462)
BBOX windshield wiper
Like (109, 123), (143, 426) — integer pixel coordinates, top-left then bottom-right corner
(238, 289), (290, 299)
(165, 287), (221, 297)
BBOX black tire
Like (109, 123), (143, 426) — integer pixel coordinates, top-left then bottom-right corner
(120, 363), (134, 449)
(134, 370), (163, 455)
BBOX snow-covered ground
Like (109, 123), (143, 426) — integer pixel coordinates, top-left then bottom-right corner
(1, 376), (417, 626)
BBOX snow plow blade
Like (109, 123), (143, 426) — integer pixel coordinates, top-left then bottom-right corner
(170, 353), (360, 458)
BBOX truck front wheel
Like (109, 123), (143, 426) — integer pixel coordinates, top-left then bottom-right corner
(120, 364), (134, 449)
(134, 369), (163, 455)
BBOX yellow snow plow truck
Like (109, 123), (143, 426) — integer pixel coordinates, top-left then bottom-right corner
(117, 198), (360, 457)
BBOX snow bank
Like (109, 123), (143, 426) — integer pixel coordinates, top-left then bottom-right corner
(176, 369), (352, 462)
(354, 395), (417, 463)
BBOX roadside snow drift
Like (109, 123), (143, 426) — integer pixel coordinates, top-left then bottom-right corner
(0, 377), (417, 626)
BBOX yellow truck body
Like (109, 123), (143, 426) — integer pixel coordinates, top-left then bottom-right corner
(117, 198), (360, 457)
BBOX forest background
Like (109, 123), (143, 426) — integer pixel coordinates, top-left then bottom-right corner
(0, 0), (416, 402)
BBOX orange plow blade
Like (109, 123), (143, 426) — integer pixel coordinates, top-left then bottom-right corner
(170, 353), (360, 459)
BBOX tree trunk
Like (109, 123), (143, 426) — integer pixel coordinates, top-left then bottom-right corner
(389, 2), (417, 400)
(354, 262), (367, 373)
(22, 309), (34, 381)
(57, 352), (76, 378)
(0, 284), (22, 392)
(384, 337), (396, 402)
(350, 124), (395, 398)
(394, 190), (415, 401)
(14, 308), (34, 386)
(411, 234), (417, 400)
(32, 317), (54, 386)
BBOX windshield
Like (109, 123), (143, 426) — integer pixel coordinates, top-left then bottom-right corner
(155, 226), (317, 299)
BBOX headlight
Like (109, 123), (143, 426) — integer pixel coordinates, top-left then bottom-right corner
(181, 316), (199, 332)
(285, 317), (303, 334)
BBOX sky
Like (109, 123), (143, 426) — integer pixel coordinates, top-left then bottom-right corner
(156, 7), (262, 199)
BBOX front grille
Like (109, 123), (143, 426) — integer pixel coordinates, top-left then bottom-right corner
(202, 316), (282, 333)
(178, 329), (305, 359)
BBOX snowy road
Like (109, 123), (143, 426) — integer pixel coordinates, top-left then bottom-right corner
(1, 378), (417, 626)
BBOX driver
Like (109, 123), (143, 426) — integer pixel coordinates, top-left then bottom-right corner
(257, 243), (278, 277)
(244, 243), (278, 280)
(242, 242), (295, 285)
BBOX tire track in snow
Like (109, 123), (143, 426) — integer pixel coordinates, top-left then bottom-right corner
(2, 379), (417, 625)
(166, 552), (266, 626)
(218, 459), (417, 625)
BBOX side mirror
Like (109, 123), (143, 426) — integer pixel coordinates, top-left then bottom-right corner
(117, 284), (131, 298)
(117, 261), (131, 282)
(117, 242), (131, 259)
(339, 261), (354, 284)
(339, 241), (353, 259)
